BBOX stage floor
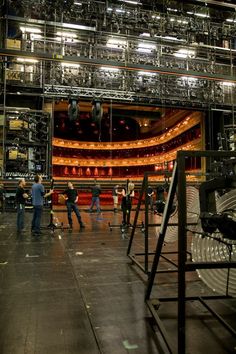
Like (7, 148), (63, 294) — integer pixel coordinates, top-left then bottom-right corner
(0, 209), (235, 354)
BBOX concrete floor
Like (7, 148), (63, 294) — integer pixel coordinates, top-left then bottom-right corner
(0, 208), (235, 354)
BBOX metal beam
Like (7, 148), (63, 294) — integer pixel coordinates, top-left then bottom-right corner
(194, 0), (236, 9)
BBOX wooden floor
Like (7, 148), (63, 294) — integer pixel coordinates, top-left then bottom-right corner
(0, 208), (235, 354)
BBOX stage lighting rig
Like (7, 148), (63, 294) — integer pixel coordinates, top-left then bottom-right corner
(91, 99), (103, 123)
(68, 97), (79, 121)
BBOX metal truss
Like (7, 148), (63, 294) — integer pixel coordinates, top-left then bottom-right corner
(43, 85), (136, 101)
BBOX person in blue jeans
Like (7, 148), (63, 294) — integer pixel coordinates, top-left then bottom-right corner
(63, 181), (85, 229)
(15, 178), (28, 234)
(31, 175), (53, 235)
(89, 183), (101, 213)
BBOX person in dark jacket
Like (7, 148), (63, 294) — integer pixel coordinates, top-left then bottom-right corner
(63, 181), (85, 229)
(89, 183), (101, 213)
(121, 182), (134, 226)
(15, 178), (28, 233)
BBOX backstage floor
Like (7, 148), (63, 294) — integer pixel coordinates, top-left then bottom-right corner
(0, 208), (235, 354)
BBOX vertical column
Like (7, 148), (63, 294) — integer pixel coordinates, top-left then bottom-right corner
(177, 151), (187, 354)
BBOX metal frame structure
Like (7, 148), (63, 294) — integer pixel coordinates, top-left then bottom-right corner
(127, 168), (193, 275)
(145, 150), (236, 354)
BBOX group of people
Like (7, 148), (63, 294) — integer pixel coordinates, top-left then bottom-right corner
(16, 177), (85, 234)
(15, 177), (136, 235)
(16, 175), (53, 235)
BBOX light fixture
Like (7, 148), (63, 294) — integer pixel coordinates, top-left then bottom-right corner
(181, 76), (198, 81)
(118, 0), (142, 4)
(187, 10), (209, 18)
(138, 71), (157, 76)
(155, 35), (185, 42)
(106, 38), (127, 49)
(16, 58), (39, 63)
(74, 1), (82, 5)
(68, 98), (79, 121)
(61, 62), (80, 68)
(195, 13), (210, 18)
(100, 66), (120, 72)
(56, 31), (77, 38)
(137, 42), (156, 53)
(167, 8), (178, 12)
(226, 19), (236, 23)
(30, 34), (43, 40)
(174, 49), (195, 58)
(152, 14), (161, 19)
(61, 23), (95, 31)
(115, 8), (126, 13)
(140, 32), (151, 37)
(20, 26), (42, 33)
(222, 82), (235, 86)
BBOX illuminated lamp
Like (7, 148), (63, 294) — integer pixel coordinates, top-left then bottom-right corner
(86, 167), (91, 176)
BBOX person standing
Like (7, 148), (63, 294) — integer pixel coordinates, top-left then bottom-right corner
(31, 175), (53, 235)
(15, 178), (28, 234)
(147, 185), (154, 211)
(89, 183), (101, 213)
(63, 181), (85, 229)
(112, 184), (121, 212)
(121, 182), (135, 226)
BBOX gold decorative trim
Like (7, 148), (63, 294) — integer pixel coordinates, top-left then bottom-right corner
(53, 112), (201, 150)
(53, 139), (201, 167)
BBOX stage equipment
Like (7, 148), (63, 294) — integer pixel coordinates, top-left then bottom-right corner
(4, 109), (51, 179)
(144, 150), (236, 354)
(92, 99), (103, 123)
(68, 98), (79, 121)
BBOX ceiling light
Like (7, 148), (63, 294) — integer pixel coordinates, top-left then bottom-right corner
(106, 38), (127, 49)
(74, 1), (82, 5)
(195, 13), (210, 18)
(20, 26), (42, 33)
(152, 15), (161, 19)
(140, 32), (150, 37)
(16, 58), (39, 63)
(226, 19), (236, 23)
(155, 35), (185, 42)
(61, 62), (80, 68)
(187, 10), (209, 18)
(174, 48), (195, 58)
(167, 8), (178, 12)
(30, 34), (43, 40)
(137, 42), (156, 53)
(115, 8), (126, 13)
(100, 67), (120, 72)
(61, 23), (95, 31)
(181, 76), (198, 81)
(174, 53), (187, 58)
(222, 82), (235, 86)
(56, 31), (77, 38)
(138, 71), (157, 76)
(118, 0), (142, 4)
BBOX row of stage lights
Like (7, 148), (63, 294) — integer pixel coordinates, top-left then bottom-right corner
(68, 98), (102, 122)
